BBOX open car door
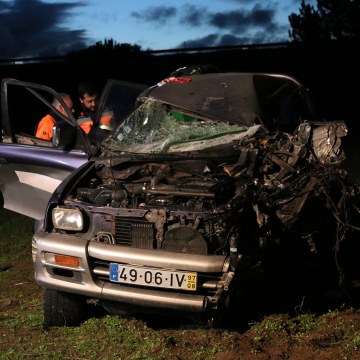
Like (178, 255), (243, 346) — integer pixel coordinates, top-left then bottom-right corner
(0, 79), (92, 219)
(0, 79), (148, 219)
(86, 79), (149, 146)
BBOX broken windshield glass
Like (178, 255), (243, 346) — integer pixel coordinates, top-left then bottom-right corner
(102, 99), (255, 153)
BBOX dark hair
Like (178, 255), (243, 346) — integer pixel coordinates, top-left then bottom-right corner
(78, 81), (98, 99)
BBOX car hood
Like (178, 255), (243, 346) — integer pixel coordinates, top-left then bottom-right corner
(136, 73), (307, 128)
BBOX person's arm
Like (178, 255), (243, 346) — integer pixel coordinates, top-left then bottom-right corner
(36, 118), (53, 140)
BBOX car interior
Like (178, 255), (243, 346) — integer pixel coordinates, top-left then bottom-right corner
(2, 84), (61, 147)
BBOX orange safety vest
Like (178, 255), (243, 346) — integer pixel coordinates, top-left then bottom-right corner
(77, 110), (114, 134)
(100, 110), (114, 128)
(77, 116), (93, 134)
(35, 114), (56, 140)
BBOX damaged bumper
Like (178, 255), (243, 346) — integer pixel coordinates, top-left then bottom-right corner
(32, 230), (231, 313)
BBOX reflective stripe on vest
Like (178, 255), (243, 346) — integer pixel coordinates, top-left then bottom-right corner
(78, 117), (93, 134)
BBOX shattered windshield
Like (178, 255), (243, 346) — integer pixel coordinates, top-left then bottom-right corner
(102, 99), (252, 153)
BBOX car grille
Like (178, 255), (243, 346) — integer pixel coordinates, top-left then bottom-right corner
(114, 217), (155, 249)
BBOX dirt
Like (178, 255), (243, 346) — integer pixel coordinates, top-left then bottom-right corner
(2, 208), (360, 359)
(1, 251), (360, 359)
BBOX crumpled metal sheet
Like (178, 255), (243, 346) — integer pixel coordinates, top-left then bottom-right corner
(312, 122), (347, 164)
(276, 177), (319, 225)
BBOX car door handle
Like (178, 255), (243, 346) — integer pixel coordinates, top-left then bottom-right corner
(0, 158), (8, 164)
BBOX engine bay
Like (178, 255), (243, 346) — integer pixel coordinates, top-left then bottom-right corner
(55, 120), (360, 288)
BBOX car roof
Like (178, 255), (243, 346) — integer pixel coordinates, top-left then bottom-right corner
(138, 73), (303, 127)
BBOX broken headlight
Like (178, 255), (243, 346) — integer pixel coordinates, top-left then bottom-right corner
(52, 207), (83, 231)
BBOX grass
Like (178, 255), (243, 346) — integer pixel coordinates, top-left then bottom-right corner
(250, 308), (360, 353)
(2, 207), (360, 359)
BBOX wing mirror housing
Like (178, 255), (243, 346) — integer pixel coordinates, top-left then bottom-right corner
(52, 121), (76, 150)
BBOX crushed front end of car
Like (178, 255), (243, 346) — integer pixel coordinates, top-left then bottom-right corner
(32, 73), (360, 326)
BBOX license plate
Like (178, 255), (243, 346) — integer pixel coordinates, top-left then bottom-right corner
(110, 264), (197, 291)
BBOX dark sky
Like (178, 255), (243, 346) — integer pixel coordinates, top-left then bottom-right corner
(0, 0), (88, 58)
(0, 0), (313, 58)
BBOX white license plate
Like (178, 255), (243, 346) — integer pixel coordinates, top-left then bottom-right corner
(110, 264), (197, 291)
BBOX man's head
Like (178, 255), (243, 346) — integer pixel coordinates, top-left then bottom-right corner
(78, 81), (98, 112)
(52, 93), (74, 118)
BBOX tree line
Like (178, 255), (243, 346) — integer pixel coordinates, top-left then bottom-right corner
(289, 0), (359, 43)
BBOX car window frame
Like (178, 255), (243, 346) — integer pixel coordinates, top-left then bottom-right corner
(94, 79), (148, 133)
(0, 78), (92, 154)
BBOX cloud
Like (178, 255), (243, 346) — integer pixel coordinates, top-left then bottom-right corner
(131, 6), (177, 26)
(180, 4), (207, 27)
(182, 34), (220, 48)
(0, 0), (89, 58)
(135, 2), (288, 49)
(227, 0), (261, 3)
(217, 34), (249, 46)
(133, 3), (281, 33)
(180, 27), (288, 49)
(175, 3), (287, 48)
(210, 4), (277, 34)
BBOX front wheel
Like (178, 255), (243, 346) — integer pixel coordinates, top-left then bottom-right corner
(43, 289), (85, 327)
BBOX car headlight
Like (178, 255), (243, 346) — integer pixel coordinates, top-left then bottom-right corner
(52, 207), (83, 231)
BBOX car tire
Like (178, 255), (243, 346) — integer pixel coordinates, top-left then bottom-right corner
(43, 289), (85, 327)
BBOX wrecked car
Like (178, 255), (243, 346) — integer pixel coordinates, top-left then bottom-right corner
(27, 73), (359, 326)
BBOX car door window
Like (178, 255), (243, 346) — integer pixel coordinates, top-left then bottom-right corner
(2, 81), (74, 148)
(95, 80), (149, 131)
(83, 80), (148, 146)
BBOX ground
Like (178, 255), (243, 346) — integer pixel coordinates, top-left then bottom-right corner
(2, 207), (360, 360)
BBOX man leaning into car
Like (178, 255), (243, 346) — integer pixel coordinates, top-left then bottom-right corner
(77, 81), (114, 133)
(35, 94), (74, 140)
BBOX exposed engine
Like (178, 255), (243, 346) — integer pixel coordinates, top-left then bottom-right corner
(73, 159), (243, 256)
(58, 121), (360, 289)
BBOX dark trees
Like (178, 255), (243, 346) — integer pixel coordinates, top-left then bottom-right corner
(67, 39), (141, 60)
(289, 0), (360, 43)
(86, 39), (141, 54)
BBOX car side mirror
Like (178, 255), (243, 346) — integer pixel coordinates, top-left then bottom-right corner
(52, 121), (76, 150)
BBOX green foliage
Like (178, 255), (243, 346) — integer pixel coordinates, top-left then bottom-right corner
(2, 348), (15, 360)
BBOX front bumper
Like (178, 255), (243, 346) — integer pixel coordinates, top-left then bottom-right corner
(33, 230), (232, 313)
